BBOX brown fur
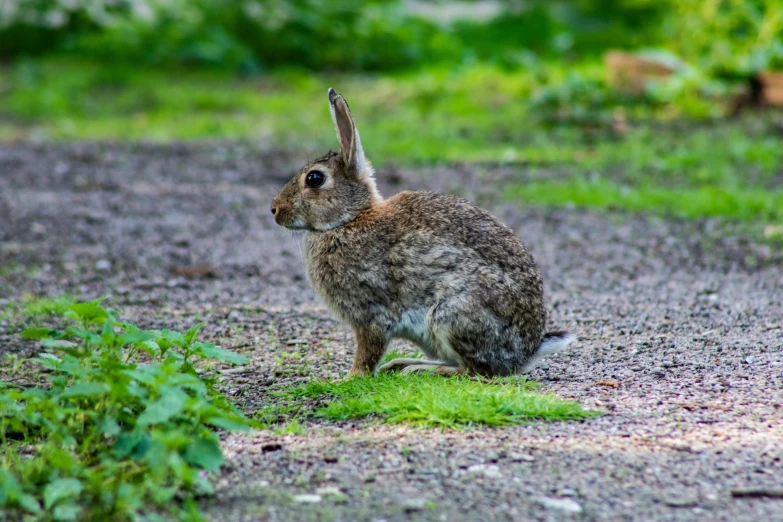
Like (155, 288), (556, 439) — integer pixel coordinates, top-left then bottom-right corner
(271, 89), (573, 377)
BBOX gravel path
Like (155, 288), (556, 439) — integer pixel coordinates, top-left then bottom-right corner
(1, 143), (782, 521)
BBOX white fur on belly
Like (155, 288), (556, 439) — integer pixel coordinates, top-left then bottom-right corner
(392, 308), (464, 367)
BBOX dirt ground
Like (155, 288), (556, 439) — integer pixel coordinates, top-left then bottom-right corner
(1, 142), (782, 522)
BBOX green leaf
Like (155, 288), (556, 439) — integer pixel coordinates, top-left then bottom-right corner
(67, 299), (110, 325)
(191, 342), (248, 365)
(17, 494), (41, 513)
(52, 502), (82, 521)
(43, 478), (82, 509)
(21, 327), (61, 339)
(121, 368), (159, 386)
(137, 389), (188, 426)
(184, 437), (224, 471)
(0, 470), (22, 503)
(100, 417), (121, 437)
(138, 340), (160, 357)
(204, 416), (250, 432)
(60, 383), (109, 399)
(119, 332), (155, 346)
(63, 327), (95, 340)
(114, 431), (146, 459)
(100, 321), (116, 345)
(153, 338), (173, 357)
(185, 323), (204, 345)
(47, 448), (78, 472)
(113, 321), (140, 334)
(46, 342), (84, 357)
(158, 329), (187, 348)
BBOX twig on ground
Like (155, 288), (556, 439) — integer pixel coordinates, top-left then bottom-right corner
(731, 488), (783, 499)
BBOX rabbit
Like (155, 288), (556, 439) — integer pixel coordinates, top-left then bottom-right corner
(270, 88), (574, 377)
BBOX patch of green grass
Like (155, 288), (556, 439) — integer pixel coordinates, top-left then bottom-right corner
(272, 418), (307, 436)
(21, 295), (76, 318)
(267, 374), (596, 428)
(506, 178), (783, 222)
(1, 295), (79, 332)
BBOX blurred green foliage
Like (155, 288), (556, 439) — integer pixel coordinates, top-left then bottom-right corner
(1, 1), (782, 225)
(665, 0), (783, 78)
(4, 0), (778, 76)
(0, 58), (731, 148)
(3, 58), (781, 226)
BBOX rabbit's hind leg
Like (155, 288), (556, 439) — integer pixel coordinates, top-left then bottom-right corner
(399, 364), (465, 376)
(377, 358), (447, 373)
(428, 299), (523, 377)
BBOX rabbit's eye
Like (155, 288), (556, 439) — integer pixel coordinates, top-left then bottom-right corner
(304, 170), (326, 188)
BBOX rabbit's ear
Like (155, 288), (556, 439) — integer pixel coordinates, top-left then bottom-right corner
(328, 88), (368, 177)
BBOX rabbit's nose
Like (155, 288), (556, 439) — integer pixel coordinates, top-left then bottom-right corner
(270, 207), (278, 216)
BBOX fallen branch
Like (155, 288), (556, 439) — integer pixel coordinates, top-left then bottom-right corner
(731, 488), (783, 499)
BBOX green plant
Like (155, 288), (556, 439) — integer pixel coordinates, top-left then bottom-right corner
(0, 0), (685, 71)
(0, 298), (252, 521)
(529, 72), (636, 125)
(665, 0), (783, 77)
(21, 295), (76, 319)
(0, 0), (454, 71)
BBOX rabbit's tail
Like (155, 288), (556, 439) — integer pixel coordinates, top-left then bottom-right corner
(538, 331), (575, 355)
(520, 331), (575, 373)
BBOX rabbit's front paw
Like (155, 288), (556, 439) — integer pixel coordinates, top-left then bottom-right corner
(346, 367), (371, 379)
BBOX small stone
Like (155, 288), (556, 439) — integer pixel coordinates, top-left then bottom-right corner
(315, 486), (348, 502)
(95, 259), (111, 271)
(315, 486), (342, 496)
(293, 494), (322, 503)
(509, 452), (536, 462)
(50, 340), (77, 349)
(667, 441), (692, 452)
(402, 497), (427, 512)
(559, 489), (577, 497)
(536, 496), (583, 514)
(664, 497), (698, 508)
(731, 487), (783, 498)
(467, 464), (502, 478)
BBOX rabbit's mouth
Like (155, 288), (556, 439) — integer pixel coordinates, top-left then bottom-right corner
(271, 203), (306, 229)
(276, 216), (307, 230)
